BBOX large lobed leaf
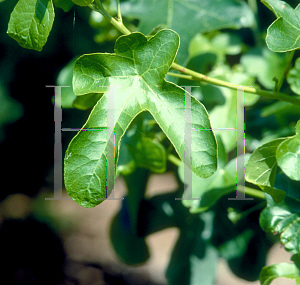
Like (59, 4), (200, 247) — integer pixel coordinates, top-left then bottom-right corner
(7, 0), (55, 51)
(64, 30), (217, 207)
(262, 0), (300, 52)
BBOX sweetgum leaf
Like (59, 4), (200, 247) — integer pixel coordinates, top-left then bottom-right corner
(121, 0), (254, 63)
(262, 0), (300, 52)
(64, 30), (217, 207)
(7, 0), (55, 51)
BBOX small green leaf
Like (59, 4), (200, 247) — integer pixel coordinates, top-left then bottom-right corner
(178, 136), (249, 213)
(189, 33), (242, 63)
(110, 204), (150, 265)
(7, 0), (55, 51)
(262, 0), (300, 52)
(64, 30), (217, 207)
(287, 57), (300, 95)
(276, 127), (300, 181)
(245, 138), (286, 187)
(260, 195), (300, 254)
(245, 138), (289, 202)
(260, 262), (300, 285)
(241, 47), (289, 89)
(219, 229), (254, 260)
(55, 57), (77, 109)
(166, 212), (218, 285)
(209, 65), (257, 152)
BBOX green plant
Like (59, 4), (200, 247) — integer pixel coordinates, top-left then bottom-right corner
(5, 0), (300, 284)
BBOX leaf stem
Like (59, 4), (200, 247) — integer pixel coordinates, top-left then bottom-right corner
(247, 0), (262, 46)
(89, 0), (130, 35)
(171, 62), (300, 107)
(237, 185), (266, 200)
(276, 50), (295, 92)
(116, 0), (122, 23)
(168, 154), (182, 167)
(229, 201), (266, 223)
(167, 72), (194, 80)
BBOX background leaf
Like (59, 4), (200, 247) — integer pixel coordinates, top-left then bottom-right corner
(287, 57), (300, 95)
(7, 0), (55, 51)
(262, 0), (300, 52)
(241, 47), (289, 90)
(260, 262), (300, 285)
(178, 136), (250, 213)
(276, 121), (300, 181)
(121, 0), (254, 63)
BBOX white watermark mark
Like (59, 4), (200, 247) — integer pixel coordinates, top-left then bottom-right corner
(47, 84), (252, 202)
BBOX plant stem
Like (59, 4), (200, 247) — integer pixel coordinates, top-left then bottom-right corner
(167, 72), (194, 80)
(171, 62), (300, 107)
(229, 201), (266, 223)
(89, 0), (130, 35)
(89, 1), (300, 108)
(237, 185), (266, 200)
(116, 0), (122, 23)
(168, 154), (182, 167)
(276, 50), (295, 92)
(248, 0), (262, 46)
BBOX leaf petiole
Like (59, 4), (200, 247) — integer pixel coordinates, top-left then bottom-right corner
(170, 62), (300, 107)
(275, 50), (295, 92)
(89, 0), (130, 35)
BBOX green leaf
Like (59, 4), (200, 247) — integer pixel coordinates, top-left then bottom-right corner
(178, 136), (249, 213)
(118, 130), (167, 175)
(189, 33), (242, 63)
(260, 262), (300, 285)
(245, 138), (286, 187)
(208, 65), (257, 152)
(262, 0), (300, 52)
(110, 202), (150, 265)
(166, 212), (218, 285)
(260, 194), (300, 255)
(241, 47), (289, 90)
(55, 57), (77, 109)
(53, 0), (74, 12)
(287, 57), (300, 95)
(276, 122), (300, 181)
(64, 30), (217, 207)
(7, 0), (55, 51)
(72, 0), (93, 6)
(218, 229), (254, 260)
(121, 0), (254, 63)
(245, 138), (288, 202)
(260, 101), (295, 118)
